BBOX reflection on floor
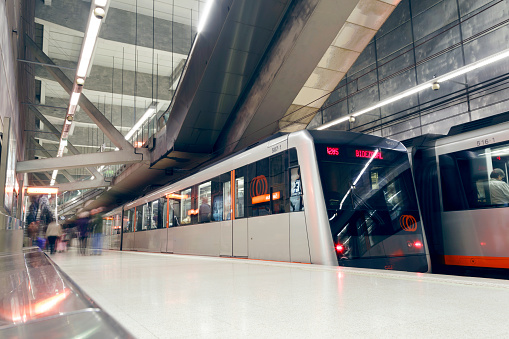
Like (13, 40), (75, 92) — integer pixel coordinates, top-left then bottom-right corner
(52, 250), (509, 339)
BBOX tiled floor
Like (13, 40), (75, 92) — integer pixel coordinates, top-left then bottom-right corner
(52, 250), (509, 338)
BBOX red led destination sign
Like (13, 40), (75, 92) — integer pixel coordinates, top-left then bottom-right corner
(355, 150), (383, 159)
(326, 147), (339, 156)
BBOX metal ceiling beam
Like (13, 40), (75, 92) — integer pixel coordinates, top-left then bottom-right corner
(17, 148), (149, 173)
(54, 178), (109, 192)
(25, 34), (133, 151)
(30, 137), (76, 183)
(29, 105), (103, 179)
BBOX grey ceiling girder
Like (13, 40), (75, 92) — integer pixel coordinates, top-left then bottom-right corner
(17, 148), (149, 173)
(30, 137), (76, 183)
(25, 34), (133, 151)
(29, 105), (104, 179)
(54, 178), (109, 192)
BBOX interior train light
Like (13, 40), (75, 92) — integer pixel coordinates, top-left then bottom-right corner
(27, 187), (59, 195)
(166, 193), (188, 200)
(317, 47), (509, 131)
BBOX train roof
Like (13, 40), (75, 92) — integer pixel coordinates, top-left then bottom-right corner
(447, 110), (509, 136)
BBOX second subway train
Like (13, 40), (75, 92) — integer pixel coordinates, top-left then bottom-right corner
(104, 130), (429, 272)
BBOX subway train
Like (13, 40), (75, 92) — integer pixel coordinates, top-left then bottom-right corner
(103, 130), (429, 272)
(407, 114), (509, 277)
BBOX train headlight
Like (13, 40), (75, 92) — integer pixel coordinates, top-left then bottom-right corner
(335, 243), (345, 254)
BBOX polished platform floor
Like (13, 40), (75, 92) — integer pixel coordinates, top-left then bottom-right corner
(52, 250), (509, 338)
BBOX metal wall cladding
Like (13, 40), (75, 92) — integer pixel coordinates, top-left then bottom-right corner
(316, 0), (509, 142)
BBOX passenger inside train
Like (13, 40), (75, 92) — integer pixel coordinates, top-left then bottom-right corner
(489, 168), (509, 205)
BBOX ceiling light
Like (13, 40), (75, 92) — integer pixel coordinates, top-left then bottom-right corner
(437, 49), (509, 83)
(77, 15), (102, 77)
(50, 170), (58, 186)
(124, 104), (158, 141)
(94, 0), (108, 6)
(197, 0), (214, 33)
(317, 47), (509, 131)
(76, 77), (85, 86)
(70, 92), (80, 106)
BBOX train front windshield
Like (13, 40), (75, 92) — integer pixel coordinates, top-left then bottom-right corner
(315, 144), (427, 272)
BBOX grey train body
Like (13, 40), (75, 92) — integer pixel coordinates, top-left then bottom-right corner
(104, 130), (430, 272)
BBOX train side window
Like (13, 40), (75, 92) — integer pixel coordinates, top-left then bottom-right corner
(136, 206), (143, 231)
(142, 203), (150, 231)
(223, 180), (231, 220)
(198, 182), (212, 223)
(235, 166), (246, 219)
(289, 147), (299, 167)
(440, 143), (509, 211)
(290, 166), (303, 212)
(270, 153), (286, 214)
(213, 174), (228, 221)
(124, 208), (134, 233)
(167, 193), (180, 227)
(180, 188), (192, 225)
(150, 200), (160, 229)
(114, 214), (121, 234)
(161, 198), (168, 228)
(247, 158), (271, 217)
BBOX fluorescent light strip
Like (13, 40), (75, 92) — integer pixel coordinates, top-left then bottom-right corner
(77, 16), (102, 77)
(317, 47), (509, 130)
(70, 92), (80, 106)
(52, 5), (106, 186)
(124, 106), (157, 141)
(197, 0), (214, 33)
(50, 170), (58, 186)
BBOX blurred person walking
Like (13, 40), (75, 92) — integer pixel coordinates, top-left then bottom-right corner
(45, 218), (62, 255)
(90, 208), (104, 255)
(76, 212), (90, 255)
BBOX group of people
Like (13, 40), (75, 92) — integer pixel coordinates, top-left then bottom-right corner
(26, 206), (105, 255)
(27, 216), (65, 255)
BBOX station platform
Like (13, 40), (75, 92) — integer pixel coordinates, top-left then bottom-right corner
(52, 250), (509, 339)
